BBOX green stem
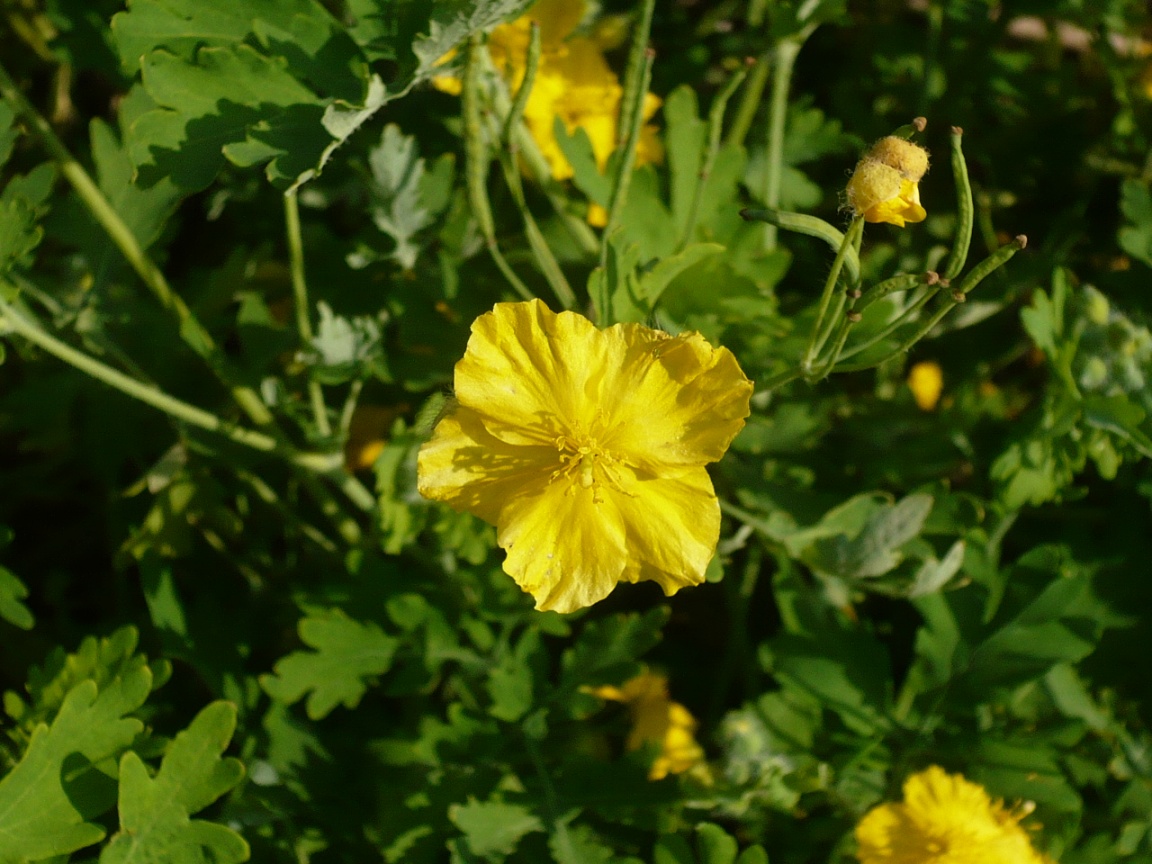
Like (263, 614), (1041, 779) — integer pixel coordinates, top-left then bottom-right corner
(0, 298), (295, 463)
(617, 0), (656, 148)
(338, 379), (364, 439)
(463, 35), (534, 302)
(0, 59), (275, 429)
(284, 189), (331, 437)
(0, 296), (377, 517)
(756, 364), (804, 393)
(760, 38), (804, 250)
(725, 51), (770, 152)
(803, 216), (862, 372)
(499, 24), (577, 310)
(740, 208), (861, 285)
(835, 236), (1028, 373)
(600, 49), (654, 268)
(833, 287), (938, 370)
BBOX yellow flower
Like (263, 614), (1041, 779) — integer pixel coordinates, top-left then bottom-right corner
(846, 136), (929, 227)
(416, 300), (752, 613)
(591, 671), (710, 781)
(855, 766), (1055, 864)
(907, 361), (944, 411)
(434, 0), (664, 188)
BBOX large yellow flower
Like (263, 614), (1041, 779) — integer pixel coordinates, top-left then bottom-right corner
(591, 670), (710, 781)
(417, 300), (752, 613)
(855, 766), (1055, 864)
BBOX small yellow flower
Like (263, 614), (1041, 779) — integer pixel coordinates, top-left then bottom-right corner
(907, 361), (944, 411)
(855, 766), (1055, 864)
(417, 300), (752, 613)
(591, 671), (710, 781)
(846, 136), (929, 227)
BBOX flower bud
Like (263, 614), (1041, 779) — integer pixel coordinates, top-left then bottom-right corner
(866, 136), (930, 181)
(846, 160), (903, 216)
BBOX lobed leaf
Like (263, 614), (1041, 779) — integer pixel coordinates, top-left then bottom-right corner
(260, 610), (399, 719)
(100, 701), (248, 864)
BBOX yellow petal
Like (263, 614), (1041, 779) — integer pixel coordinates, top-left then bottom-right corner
(612, 467), (720, 596)
(417, 405), (557, 525)
(497, 476), (628, 612)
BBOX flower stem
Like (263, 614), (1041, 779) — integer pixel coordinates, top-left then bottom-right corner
(600, 48), (654, 268)
(499, 24), (577, 310)
(740, 207), (861, 285)
(463, 35), (535, 302)
(0, 295), (377, 518)
(803, 216), (862, 373)
(616, 0), (656, 149)
(724, 51), (769, 152)
(760, 38), (804, 250)
(284, 189), (331, 437)
(0, 59), (275, 430)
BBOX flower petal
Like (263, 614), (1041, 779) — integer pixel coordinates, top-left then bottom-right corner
(417, 404), (557, 524)
(613, 466), (720, 595)
(497, 479), (628, 613)
(453, 300), (607, 446)
(596, 328), (753, 470)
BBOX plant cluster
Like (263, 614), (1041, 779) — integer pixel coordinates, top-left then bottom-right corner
(2, 0), (1152, 862)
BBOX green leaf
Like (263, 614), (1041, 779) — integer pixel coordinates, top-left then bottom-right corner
(448, 799), (543, 857)
(1118, 178), (1152, 268)
(304, 302), (388, 385)
(560, 608), (669, 692)
(365, 124), (453, 270)
(0, 666), (152, 862)
(694, 823), (738, 864)
(662, 85), (706, 235)
(0, 565), (33, 630)
(769, 630), (891, 736)
(260, 610), (399, 719)
(100, 702), (248, 864)
(89, 116), (182, 251)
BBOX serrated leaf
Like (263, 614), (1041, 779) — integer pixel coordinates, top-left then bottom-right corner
(304, 302), (387, 384)
(549, 821), (616, 864)
(0, 666), (152, 862)
(448, 799), (543, 857)
(260, 611), (399, 719)
(367, 124), (448, 270)
(409, 0), (535, 81)
(100, 702), (248, 864)
(0, 565), (33, 630)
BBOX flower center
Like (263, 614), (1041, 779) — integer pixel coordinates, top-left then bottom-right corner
(551, 435), (633, 502)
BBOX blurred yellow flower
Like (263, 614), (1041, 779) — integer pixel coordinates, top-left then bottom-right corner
(855, 766), (1055, 864)
(434, 0), (663, 190)
(907, 361), (944, 411)
(591, 671), (710, 781)
(416, 299), (752, 613)
(846, 136), (929, 227)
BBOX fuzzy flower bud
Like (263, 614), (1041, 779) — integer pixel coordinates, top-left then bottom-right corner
(866, 135), (930, 181)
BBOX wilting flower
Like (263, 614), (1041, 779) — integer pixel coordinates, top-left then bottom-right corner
(855, 766), (1055, 864)
(907, 361), (944, 411)
(846, 136), (929, 227)
(417, 300), (752, 613)
(433, 0), (663, 204)
(591, 671), (710, 781)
